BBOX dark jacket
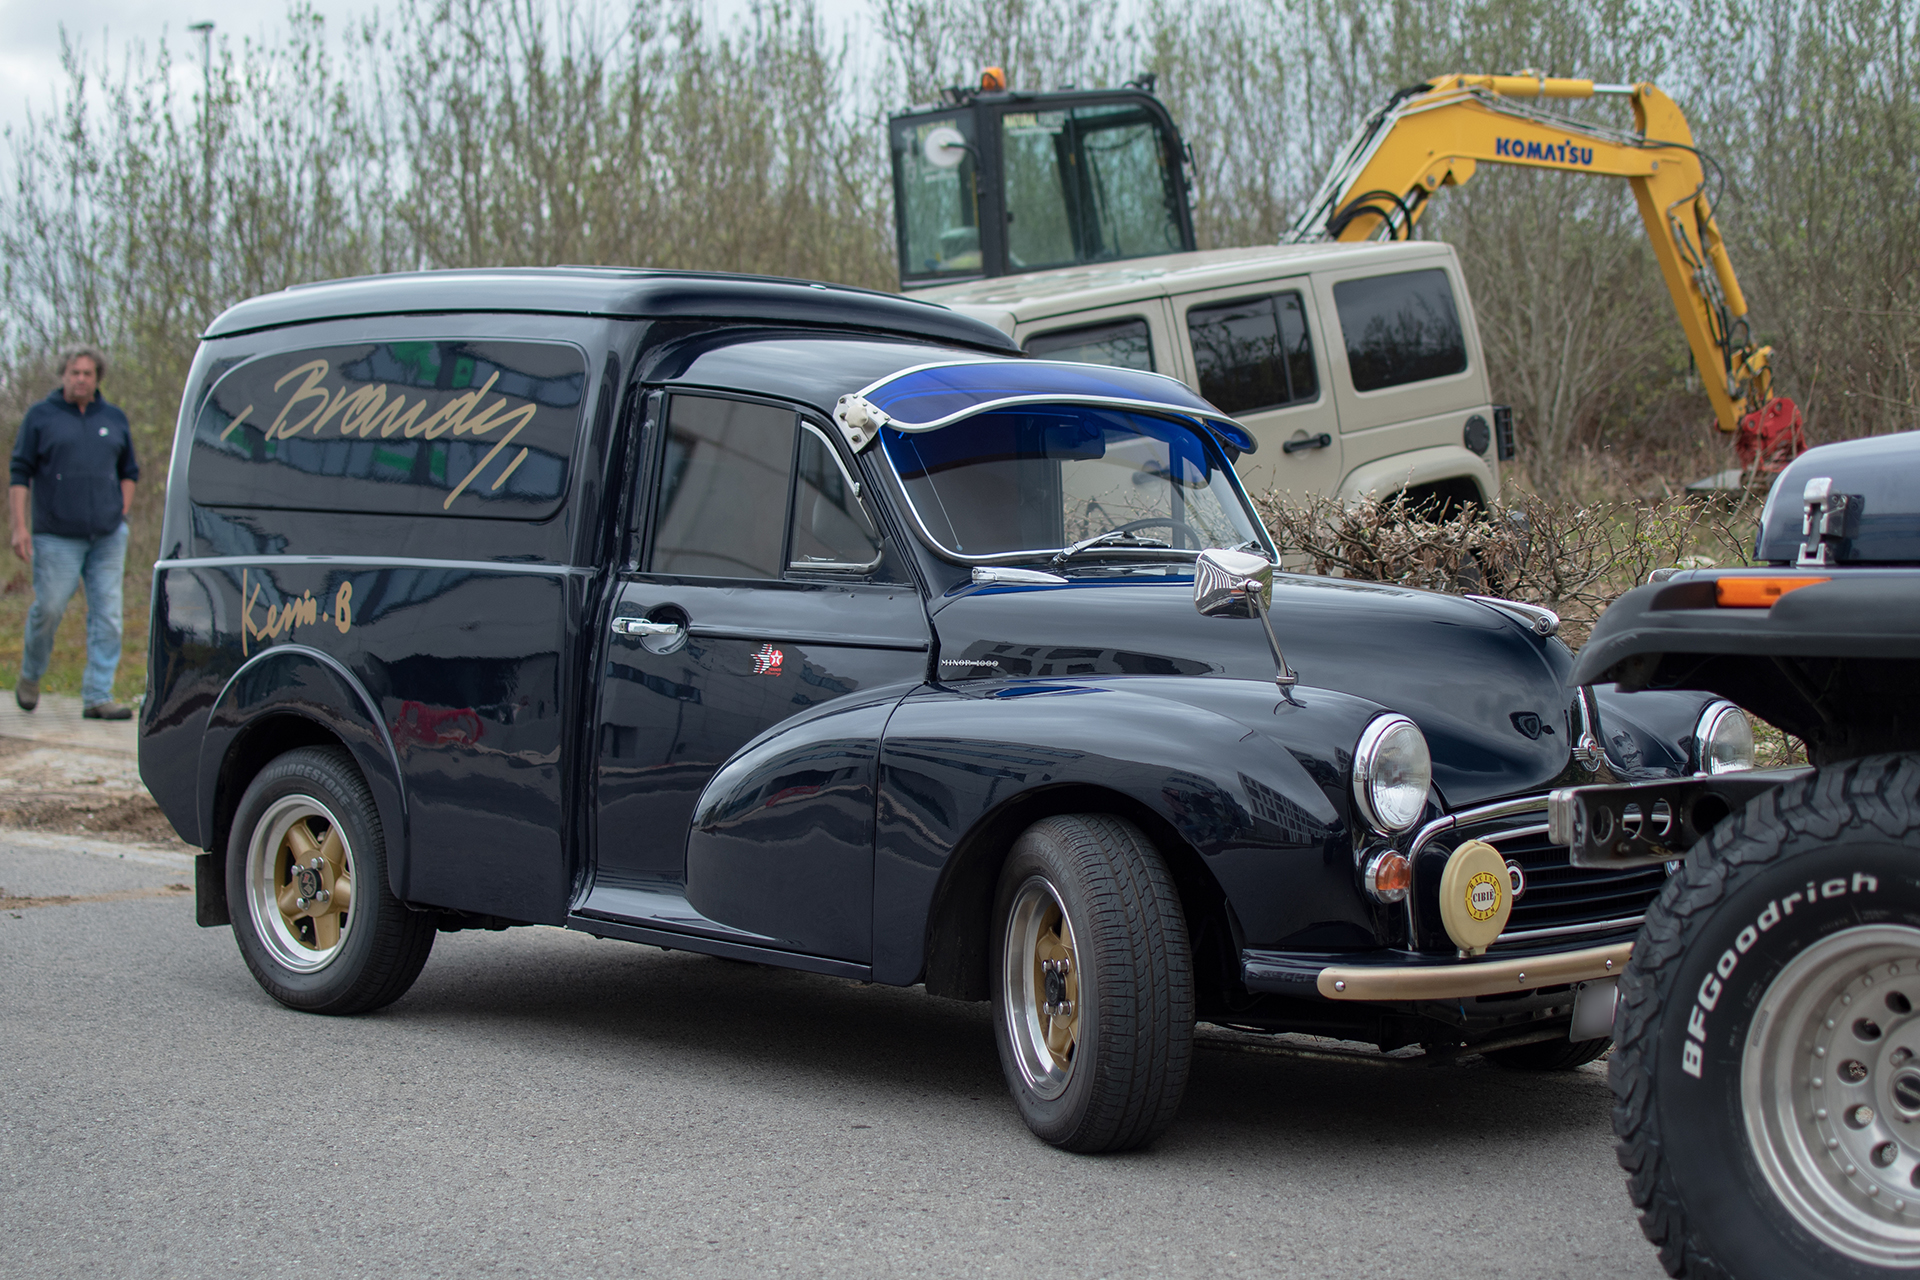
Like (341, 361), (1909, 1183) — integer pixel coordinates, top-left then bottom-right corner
(10, 389), (139, 538)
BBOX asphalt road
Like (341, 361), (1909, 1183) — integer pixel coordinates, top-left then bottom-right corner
(1, 835), (1669, 1280)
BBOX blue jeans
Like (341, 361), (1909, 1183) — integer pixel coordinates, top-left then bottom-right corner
(21, 523), (128, 706)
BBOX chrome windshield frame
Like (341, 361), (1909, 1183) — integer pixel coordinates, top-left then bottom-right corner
(874, 402), (1277, 568)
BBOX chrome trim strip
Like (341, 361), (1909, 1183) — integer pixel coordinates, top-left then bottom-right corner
(155, 554), (579, 576)
(1465, 594), (1560, 637)
(843, 358), (1243, 435)
(687, 625), (928, 652)
(1497, 914), (1645, 944)
(1406, 795), (1551, 860)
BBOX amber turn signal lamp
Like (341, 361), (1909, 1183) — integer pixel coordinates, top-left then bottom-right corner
(1715, 576), (1828, 608)
(1364, 850), (1412, 903)
(980, 66), (1007, 92)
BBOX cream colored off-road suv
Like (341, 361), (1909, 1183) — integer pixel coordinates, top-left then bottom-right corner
(918, 239), (1510, 511)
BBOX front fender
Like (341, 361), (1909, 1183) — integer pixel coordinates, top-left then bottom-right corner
(873, 674), (1388, 986)
(199, 645), (409, 900)
(683, 683), (921, 963)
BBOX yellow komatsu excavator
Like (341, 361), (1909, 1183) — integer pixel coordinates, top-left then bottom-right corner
(1286, 73), (1805, 473)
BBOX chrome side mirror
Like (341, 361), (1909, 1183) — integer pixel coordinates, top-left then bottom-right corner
(1194, 548), (1297, 687)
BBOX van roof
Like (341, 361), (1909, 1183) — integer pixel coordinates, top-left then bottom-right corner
(910, 240), (1452, 318)
(203, 267), (1021, 353)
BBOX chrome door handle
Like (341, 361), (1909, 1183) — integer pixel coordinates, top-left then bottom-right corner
(611, 617), (684, 637)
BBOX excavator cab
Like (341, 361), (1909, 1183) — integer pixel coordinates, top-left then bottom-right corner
(891, 72), (1196, 288)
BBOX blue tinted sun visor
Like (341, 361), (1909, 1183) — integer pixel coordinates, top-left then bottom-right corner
(833, 359), (1254, 455)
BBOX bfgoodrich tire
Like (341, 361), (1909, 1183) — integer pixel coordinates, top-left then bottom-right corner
(991, 814), (1193, 1153)
(1612, 753), (1920, 1279)
(227, 746), (435, 1015)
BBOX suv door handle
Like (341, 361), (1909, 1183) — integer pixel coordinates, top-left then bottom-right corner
(1283, 432), (1333, 454)
(612, 617), (684, 638)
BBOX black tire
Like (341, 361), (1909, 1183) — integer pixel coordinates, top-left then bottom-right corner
(226, 746), (435, 1015)
(1612, 753), (1920, 1279)
(990, 813), (1193, 1152)
(1486, 1036), (1611, 1071)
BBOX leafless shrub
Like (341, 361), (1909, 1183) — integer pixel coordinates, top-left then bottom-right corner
(1253, 488), (1765, 648)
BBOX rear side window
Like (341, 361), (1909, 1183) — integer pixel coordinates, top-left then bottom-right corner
(1333, 268), (1468, 391)
(189, 340), (585, 519)
(1186, 292), (1317, 415)
(1024, 318), (1155, 371)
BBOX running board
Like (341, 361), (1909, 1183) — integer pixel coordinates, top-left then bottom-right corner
(567, 913), (873, 982)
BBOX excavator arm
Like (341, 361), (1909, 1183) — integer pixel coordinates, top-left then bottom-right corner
(1287, 74), (1799, 466)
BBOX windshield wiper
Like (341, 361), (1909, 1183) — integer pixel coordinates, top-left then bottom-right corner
(1050, 528), (1173, 567)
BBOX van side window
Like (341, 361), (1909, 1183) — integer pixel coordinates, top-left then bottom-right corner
(1024, 318), (1155, 371)
(1333, 268), (1468, 391)
(651, 396), (795, 579)
(1187, 293), (1317, 415)
(188, 340), (585, 519)
(789, 425), (882, 571)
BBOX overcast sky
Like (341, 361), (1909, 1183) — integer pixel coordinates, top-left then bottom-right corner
(0, 0), (868, 141)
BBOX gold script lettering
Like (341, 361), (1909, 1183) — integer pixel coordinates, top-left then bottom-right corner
(267, 361), (333, 439)
(240, 575), (326, 655)
(443, 414), (534, 509)
(418, 372), (501, 439)
(219, 405), (256, 443)
(256, 358), (550, 502)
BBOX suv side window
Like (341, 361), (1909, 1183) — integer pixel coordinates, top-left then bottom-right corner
(1024, 317), (1155, 371)
(1333, 268), (1468, 391)
(789, 424), (882, 571)
(1187, 293), (1317, 415)
(652, 396), (795, 578)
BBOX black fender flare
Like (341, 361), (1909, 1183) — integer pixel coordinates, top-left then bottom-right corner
(198, 645), (410, 901)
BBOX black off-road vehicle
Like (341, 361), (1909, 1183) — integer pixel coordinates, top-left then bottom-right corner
(1552, 430), (1920, 1277)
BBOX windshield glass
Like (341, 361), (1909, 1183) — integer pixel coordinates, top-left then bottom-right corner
(880, 407), (1262, 560)
(1001, 104), (1186, 271)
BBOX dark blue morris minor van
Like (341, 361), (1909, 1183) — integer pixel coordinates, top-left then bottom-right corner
(142, 268), (1749, 1151)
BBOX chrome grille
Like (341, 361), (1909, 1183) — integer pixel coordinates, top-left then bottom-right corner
(1409, 798), (1669, 948)
(1486, 823), (1668, 943)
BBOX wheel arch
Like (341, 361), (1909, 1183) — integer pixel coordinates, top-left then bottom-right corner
(199, 646), (407, 913)
(920, 782), (1230, 1003)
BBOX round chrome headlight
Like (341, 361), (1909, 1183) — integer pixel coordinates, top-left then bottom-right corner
(1696, 700), (1756, 774)
(1353, 715), (1433, 835)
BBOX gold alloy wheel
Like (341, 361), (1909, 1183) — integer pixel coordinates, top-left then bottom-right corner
(1003, 876), (1082, 1100)
(245, 794), (356, 973)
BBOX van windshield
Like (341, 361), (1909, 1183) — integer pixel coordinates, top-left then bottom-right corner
(880, 407), (1262, 561)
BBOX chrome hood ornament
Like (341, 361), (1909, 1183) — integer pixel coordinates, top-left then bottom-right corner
(1194, 548), (1297, 688)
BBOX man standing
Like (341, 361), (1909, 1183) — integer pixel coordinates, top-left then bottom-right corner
(9, 345), (139, 719)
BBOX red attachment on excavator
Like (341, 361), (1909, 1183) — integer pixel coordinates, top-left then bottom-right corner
(1735, 396), (1808, 475)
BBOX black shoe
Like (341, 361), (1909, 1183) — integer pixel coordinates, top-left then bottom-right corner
(15, 678), (37, 712)
(83, 700), (132, 720)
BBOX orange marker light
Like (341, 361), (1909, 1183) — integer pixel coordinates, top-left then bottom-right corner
(980, 66), (1006, 92)
(1715, 576), (1828, 607)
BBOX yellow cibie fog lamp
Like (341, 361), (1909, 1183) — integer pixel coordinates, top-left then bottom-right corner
(1440, 839), (1513, 956)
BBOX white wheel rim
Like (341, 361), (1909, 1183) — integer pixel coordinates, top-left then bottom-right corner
(1743, 923), (1920, 1267)
(245, 793), (357, 974)
(1002, 875), (1082, 1101)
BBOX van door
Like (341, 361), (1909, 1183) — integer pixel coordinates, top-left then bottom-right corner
(586, 392), (928, 963)
(1313, 258), (1496, 502)
(1170, 280), (1343, 501)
